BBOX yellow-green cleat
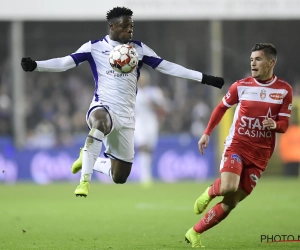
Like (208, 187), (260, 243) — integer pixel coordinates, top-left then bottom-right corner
(74, 180), (90, 198)
(71, 148), (83, 174)
(194, 186), (213, 215)
(185, 227), (204, 248)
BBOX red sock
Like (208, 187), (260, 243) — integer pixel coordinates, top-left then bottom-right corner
(208, 178), (221, 198)
(194, 203), (229, 234)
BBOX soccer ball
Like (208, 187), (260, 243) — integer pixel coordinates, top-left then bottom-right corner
(109, 44), (138, 73)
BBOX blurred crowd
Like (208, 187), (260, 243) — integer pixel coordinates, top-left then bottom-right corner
(2, 54), (300, 150)
(1, 63), (300, 150)
(1, 20), (300, 150)
(0, 58), (215, 149)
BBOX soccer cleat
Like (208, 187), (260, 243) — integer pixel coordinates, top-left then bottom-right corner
(74, 180), (90, 198)
(71, 148), (83, 174)
(185, 227), (204, 248)
(194, 186), (213, 215)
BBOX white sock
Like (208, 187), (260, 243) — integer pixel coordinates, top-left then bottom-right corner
(93, 157), (112, 179)
(80, 128), (104, 182)
(138, 152), (153, 183)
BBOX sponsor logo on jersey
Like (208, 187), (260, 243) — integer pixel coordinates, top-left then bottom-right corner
(288, 103), (292, 110)
(101, 50), (110, 54)
(238, 108), (276, 138)
(106, 70), (115, 74)
(242, 90), (258, 95)
(106, 70), (129, 77)
(269, 93), (283, 100)
(260, 89), (266, 100)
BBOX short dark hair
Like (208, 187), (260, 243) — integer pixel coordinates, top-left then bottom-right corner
(251, 43), (277, 60)
(106, 7), (133, 21)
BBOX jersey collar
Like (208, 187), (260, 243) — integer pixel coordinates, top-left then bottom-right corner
(253, 75), (277, 86)
(106, 35), (122, 48)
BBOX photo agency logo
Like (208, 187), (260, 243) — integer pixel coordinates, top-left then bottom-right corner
(261, 235), (300, 243)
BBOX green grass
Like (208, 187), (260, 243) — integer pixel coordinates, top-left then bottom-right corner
(1, 177), (300, 249)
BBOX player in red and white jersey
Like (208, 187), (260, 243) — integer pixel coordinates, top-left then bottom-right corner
(219, 74), (292, 169)
(185, 43), (293, 247)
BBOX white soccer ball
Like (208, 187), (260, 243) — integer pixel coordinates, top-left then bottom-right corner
(109, 44), (138, 73)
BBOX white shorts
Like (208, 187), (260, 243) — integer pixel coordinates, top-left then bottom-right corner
(86, 103), (135, 163)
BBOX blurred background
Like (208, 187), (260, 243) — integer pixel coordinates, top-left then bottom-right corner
(1, 0), (300, 184)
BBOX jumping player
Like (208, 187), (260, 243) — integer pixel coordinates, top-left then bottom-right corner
(185, 43), (293, 247)
(21, 7), (224, 197)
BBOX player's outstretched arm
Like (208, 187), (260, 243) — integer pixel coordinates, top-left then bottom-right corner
(21, 56), (76, 72)
(153, 60), (224, 89)
(198, 134), (209, 155)
(201, 74), (224, 89)
(21, 57), (37, 72)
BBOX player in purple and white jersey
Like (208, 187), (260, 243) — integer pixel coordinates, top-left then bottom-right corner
(21, 7), (224, 197)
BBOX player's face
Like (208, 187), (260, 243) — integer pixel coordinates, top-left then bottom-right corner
(250, 50), (275, 80)
(110, 16), (134, 44)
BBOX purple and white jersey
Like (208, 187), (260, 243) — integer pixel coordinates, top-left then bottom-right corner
(36, 35), (204, 117)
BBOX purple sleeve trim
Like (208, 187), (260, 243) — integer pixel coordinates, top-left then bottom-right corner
(91, 40), (100, 44)
(70, 53), (89, 66)
(142, 56), (163, 69)
(71, 52), (99, 101)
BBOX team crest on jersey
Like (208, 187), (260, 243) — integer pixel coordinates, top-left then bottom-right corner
(260, 89), (266, 100)
(269, 93), (283, 100)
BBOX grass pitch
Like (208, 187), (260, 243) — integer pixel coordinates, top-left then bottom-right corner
(1, 177), (299, 250)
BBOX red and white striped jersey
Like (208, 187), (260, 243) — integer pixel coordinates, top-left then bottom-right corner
(222, 75), (293, 163)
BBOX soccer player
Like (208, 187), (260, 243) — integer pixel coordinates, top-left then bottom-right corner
(134, 69), (167, 187)
(21, 7), (224, 198)
(185, 43), (293, 248)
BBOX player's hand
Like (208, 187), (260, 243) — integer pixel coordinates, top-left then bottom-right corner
(202, 74), (224, 89)
(198, 134), (210, 155)
(262, 118), (277, 129)
(21, 57), (37, 72)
